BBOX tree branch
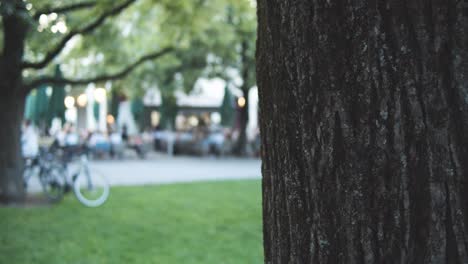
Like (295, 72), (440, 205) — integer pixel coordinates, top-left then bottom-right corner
(32, 1), (97, 20)
(24, 47), (174, 91)
(22, 0), (137, 70)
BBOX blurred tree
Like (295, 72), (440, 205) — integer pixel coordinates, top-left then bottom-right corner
(233, 13), (256, 155)
(211, 0), (256, 155)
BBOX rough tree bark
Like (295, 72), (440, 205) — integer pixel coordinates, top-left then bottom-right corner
(0, 6), (29, 202)
(257, 1), (468, 263)
(0, 93), (26, 203)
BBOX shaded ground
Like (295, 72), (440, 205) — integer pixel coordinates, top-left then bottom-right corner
(4, 194), (52, 208)
(0, 180), (263, 264)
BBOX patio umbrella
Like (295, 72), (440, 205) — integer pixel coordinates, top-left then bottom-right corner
(131, 97), (145, 130)
(93, 101), (100, 122)
(109, 89), (120, 120)
(220, 85), (235, 127)
(47, 65), (66, 126)
(24, 90), (37, 122)
(159, 94), (177, 130)
(34, 85), (49, 126)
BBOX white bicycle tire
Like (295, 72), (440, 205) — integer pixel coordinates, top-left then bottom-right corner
(73, 171), (110, 207)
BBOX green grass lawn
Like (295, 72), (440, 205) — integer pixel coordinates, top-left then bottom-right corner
(0, 180), (263, 264)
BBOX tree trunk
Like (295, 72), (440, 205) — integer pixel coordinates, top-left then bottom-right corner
(0, 7), (29, 203)
(233, 39), (252, 156)
(233, 90), (249, 155)
(0, 86), (27, 203)
(257, 1), (468, 263)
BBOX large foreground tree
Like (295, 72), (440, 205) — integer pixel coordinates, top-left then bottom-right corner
(257, 1), (468, 263)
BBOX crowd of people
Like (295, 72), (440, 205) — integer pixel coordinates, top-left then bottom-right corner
(21, 119), (261, 160)
(21, 120), (149, 159)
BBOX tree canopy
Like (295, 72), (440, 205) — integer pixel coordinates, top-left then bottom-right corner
(13, 0), (256, 97)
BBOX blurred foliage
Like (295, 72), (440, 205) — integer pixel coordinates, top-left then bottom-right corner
(222, 0), (257, 90)
(16, 0), (256, 97)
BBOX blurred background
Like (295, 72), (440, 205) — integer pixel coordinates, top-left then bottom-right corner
(1, 0), (262, 263)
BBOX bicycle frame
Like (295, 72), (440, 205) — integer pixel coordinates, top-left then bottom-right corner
(76, 154), (93, 190)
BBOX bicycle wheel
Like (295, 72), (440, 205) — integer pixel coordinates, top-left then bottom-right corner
(39, 164), (66, 202)
(73, 168), (110, 207)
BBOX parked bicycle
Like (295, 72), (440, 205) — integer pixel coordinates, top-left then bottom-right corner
(23, 144), (110, 207)
(23, 148), (66, 202)
(58, 145), (110, 207)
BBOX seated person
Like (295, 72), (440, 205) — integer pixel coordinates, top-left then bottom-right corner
(21, 119), (39, 159)
(88, 131), (111, 157)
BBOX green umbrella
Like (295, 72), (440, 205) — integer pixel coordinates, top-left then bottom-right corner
(109, 90), (120, 120)
(34, 85), (49, 126)
(131, 97), (145, 130)
(160, 94), (177, 129)
(220, 85), (235, 127)
(24, 90), (37, 122)
(93, 101), (100, 122)
(48, 65), (66, 126)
